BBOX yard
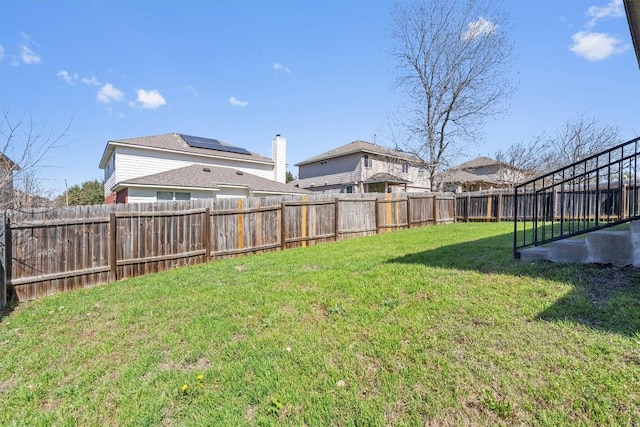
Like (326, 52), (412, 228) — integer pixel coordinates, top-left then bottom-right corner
(0, 222), (638, 426)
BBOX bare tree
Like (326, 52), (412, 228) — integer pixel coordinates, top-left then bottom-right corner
(0, 110), (69, 210)
(390, 0), (514, 190)
(540, 115), (621, 174)
(494, 136), (550, 187)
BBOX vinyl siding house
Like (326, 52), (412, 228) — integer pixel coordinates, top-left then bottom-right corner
(438, 156), (535, 192)
(99, 133), (308, 203)
(0, 154), (20, 209)
(292, 140), (431, 194)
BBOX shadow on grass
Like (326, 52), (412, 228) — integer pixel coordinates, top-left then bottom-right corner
(388, 231), (640, 337)
(0, 287), (18, 323)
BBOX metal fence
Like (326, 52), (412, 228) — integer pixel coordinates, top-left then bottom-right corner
(513, 136), (640, 257)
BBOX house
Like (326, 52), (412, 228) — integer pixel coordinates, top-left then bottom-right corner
(0, 154), (20, 209)
(292, 140), (431, 194)
(438, 156), (534, 192)
(99, 133), (308, 203)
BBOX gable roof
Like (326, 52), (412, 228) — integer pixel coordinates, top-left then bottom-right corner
(1, 153), (20, 171)
(120, 164), (311, 195)
(453, 156), (501, 169)
(363, 172), (410, 184)
(99, 133), (273, 168)
(438, 169), (501, 185)
(295, 140), (417, 166)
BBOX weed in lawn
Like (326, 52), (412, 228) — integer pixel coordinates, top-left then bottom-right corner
(267, 396), (285, 416)
(326, 304), (345, 316)
(0, 223), (638, 425)
(482, 390), (513, 420)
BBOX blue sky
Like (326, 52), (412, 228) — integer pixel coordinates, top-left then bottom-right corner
(1, 0), (638, 196)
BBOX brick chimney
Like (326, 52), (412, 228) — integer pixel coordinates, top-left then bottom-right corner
(272, 134), (286, 183)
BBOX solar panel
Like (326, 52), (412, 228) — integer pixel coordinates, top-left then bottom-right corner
(181, 134), (251, 155)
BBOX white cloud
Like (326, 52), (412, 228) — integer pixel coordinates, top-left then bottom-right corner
(463, 17), (497, 41)
(18, 33), (41, 64)
(273, 62), (291, 74)
(81, 75), (101, 86)
(133, 89), (166, 109)
(229, 96), (249, 107)
(185, 85), (198, 97)
(20, 44), (40, 64)
(587, 0), (624, 27)
(57, 70), (78, 84)
(97, 83), (124, 104)
(0, 45), (4, 60)
(570, 31), (628, 61)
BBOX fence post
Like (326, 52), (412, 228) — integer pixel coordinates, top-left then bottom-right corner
(280, 202), (286, 250)
(406, 196), (412, 228)
(109, 213), (117, 282)
(432, 194), (438, 225)
(375, 198), (380, 234)
(621, 184), (627, 220)
(334, 198), (339, 242)
(465, 195), (470, 222)
(0, 214), (9, 308)
(497, 193), (503, 222)
(204, 208), (211, 262)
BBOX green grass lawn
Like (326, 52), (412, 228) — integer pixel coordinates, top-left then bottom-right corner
(1, 222), (639, 426)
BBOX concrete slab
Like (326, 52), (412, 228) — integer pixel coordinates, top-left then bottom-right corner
(519, 247), (548, 262)
(586, 230), (633, 266)
(548, 239), (589, 263)
(631, 221), (640, 267)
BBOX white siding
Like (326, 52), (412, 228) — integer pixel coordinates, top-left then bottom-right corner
(127, 187), (218, 203)
(271, 135), (286, 183)
(217, 187), (250, 198)
(126, 186), (256, 203)
(109, 146), (275, 192)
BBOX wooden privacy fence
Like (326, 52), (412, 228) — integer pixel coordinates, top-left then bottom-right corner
(455, 184), (640, 222)
(0, 192), (454, 305)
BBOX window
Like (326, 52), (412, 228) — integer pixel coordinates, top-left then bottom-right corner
(157, 191), (191, 201)
(345, 185), (353, 193)
(402, 162), (409, 173)
(418, 164), (425, 175)
(364, 154), (371, 168)
(104, 155), (115, 181)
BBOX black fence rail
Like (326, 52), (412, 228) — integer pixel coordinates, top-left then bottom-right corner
(513, 136), (640, 258)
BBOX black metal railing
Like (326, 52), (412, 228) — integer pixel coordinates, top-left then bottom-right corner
(513, 136), (640, 258)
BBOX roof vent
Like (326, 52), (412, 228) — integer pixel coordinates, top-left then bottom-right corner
(203, 167), (211, 172)
(236, 170), (244, 175)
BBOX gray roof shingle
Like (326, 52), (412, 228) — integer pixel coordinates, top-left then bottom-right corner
(295, 140), (417, 166)
(99, 133), (273, 168)
(121, 164), (311, 195)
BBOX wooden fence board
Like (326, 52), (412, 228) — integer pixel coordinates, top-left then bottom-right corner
(2, 192), (455, 303)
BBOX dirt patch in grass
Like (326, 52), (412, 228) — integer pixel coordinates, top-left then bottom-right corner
(245, 405), (257, 421)
(576, 266), (636, 307)
(0, 379), (17, 394)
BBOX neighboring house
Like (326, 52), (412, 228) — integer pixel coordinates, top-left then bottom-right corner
(99, 133), (308, 203)
(0, 154), (20, 209)
(292, 140), (431, 194)
(438, 156), (535, 192)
